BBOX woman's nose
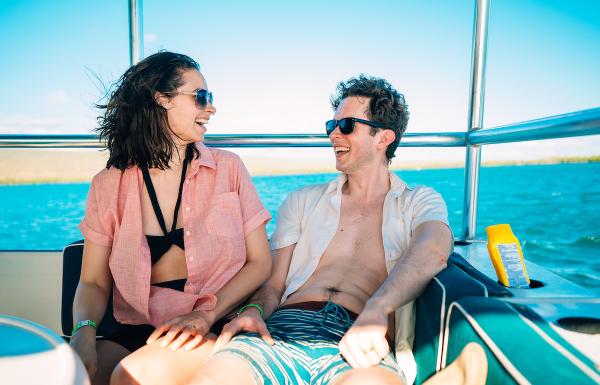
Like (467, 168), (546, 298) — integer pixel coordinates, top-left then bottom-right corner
(205, 102), (216, 115)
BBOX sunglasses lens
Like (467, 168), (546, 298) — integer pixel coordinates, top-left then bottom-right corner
(325, 120), (336, 135)
(338, 118), (354, 135)
(195, 90), (212, 107)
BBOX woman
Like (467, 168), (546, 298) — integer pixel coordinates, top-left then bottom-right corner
(69, 51), (272, 385)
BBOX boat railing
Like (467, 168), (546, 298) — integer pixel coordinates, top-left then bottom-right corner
(1, 107), (599, 243)
(1, 107), (598, 149)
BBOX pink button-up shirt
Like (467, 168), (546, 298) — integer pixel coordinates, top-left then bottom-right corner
(79, 143), (271, 326)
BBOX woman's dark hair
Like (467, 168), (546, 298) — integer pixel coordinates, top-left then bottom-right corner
(96, 51), (200, 170)
(331, 75), (409, 162)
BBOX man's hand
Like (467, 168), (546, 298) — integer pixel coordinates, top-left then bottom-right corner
(338, 306), (390, 368)
(146, 310), (215, 351)
(213, 307), (274, 352)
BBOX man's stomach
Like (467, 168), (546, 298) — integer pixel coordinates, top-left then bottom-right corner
(282, 283), (373, 316)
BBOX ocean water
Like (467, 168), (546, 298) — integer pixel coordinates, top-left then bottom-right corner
(1, 163), (599, 291)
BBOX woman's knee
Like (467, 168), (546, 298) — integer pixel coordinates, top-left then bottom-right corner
(109, 362), (138, 385)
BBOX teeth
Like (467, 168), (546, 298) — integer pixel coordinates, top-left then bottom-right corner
(196, 120), (209, 125)
(334, 146), (350, 153)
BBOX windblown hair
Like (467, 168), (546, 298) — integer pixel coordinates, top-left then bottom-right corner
(96, 51), (200, 170)
(331, 75), (409, 162)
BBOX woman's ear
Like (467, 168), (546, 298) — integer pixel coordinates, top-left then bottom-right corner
(155, 92), (174, 109)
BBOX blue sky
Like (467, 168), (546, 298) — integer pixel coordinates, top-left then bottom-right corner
(0, 0), (599, 164)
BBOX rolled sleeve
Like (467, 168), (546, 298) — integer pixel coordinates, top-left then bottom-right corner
(235, 157), (272, 237)
(269, 189), (302, 250)
(409, 186), (450, 234)
(78, 178), (113, 247)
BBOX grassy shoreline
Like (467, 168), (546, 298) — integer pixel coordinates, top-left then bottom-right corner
(0, 150), (598, 185)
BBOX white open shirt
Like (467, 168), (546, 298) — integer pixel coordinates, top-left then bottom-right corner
(270, 172), (451, 384)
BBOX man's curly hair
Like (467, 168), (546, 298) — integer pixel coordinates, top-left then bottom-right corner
(331, 75), (409, 162)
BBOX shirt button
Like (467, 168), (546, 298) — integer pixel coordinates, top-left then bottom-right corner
(189, 257), (194, 261)
(185, 230), (191, 236)
(185, 206), (190, 212)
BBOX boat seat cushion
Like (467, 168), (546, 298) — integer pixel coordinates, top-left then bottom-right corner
(443, 297), (600, 385)
(447, 252), (512, 297)
(61, 240), (118, 338)
(414, 252), (495, 384)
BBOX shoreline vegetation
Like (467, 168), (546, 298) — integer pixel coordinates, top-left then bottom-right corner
(0, 149), (599, 185)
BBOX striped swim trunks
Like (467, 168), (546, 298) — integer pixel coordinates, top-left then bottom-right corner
(214, 301), (404, 385)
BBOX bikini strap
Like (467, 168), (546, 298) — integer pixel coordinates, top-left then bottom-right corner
(141, 166), (169, 235)
(170, 157), (189, 232)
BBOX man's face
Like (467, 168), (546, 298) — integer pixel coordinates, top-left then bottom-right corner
(330, 96), (384, 173)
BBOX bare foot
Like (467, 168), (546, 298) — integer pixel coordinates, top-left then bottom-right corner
(423, 342), (488, 385)
(455, 342), (488, 385)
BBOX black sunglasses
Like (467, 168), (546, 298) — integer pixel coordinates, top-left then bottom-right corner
(167, 89), (213, 107)
(325, 117), (387, 136)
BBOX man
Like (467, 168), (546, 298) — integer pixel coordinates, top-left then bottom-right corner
(192, 75), (454, 385)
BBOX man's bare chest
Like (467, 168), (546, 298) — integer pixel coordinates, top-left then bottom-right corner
(324, 199), (386, 260)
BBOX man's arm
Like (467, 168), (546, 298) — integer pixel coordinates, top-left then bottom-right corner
(213, 243), (296, 349)
(339, 221), (452, 368)
(242, 243), (295, 318)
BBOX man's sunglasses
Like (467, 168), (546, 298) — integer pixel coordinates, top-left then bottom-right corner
(167, 89), (213, 107)
(325, 117), (387, 136)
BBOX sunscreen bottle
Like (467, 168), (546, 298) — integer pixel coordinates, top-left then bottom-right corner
(486, 224), (530, 288)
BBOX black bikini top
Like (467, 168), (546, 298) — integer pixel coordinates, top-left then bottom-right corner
(142, 156), (189, 265)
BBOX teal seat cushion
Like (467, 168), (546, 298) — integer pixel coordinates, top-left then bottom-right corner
(447, 252), (512, 297)
(444, 297), (600, 385)
(414, 256), (492, 384)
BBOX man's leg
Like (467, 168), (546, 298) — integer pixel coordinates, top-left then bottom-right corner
(330, 367), (405, 385)
(189, 353), (259, 385)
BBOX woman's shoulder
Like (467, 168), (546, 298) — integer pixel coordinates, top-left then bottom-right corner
(206, 147), (245, 169)
(207, 147), (241, 162)
(90, 166), (131, 190)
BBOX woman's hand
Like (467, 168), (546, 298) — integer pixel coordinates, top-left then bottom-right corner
(69, 328), (98, 379)
(212, 307), (273, 352)
(146, 310), (216, 351)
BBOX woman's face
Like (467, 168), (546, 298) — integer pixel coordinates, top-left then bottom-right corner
(162, 69), (216, 144)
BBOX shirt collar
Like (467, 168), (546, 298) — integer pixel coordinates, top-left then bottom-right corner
(389, 171), (408, 196)
(326, 171), (408, 197)
(188, 142), (216, 176)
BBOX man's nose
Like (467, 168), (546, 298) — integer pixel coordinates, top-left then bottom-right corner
(328, 124), (342, 139)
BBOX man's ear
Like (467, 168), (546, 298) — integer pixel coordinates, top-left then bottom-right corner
(379, 129), (396, 148)
(155, 92), (174, 109)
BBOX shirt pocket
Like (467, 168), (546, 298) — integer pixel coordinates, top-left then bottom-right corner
(206, 191), (244, 238)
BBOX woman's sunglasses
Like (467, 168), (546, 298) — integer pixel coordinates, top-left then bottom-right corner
(167, 89), (213, 107)
(325, 117), (387, 136)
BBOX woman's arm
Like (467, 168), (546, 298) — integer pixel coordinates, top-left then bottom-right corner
(70, 239), (113, 377)
(210, 223), (272, 320)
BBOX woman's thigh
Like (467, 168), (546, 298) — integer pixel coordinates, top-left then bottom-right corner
(94, 340), (130, 385)
(111, 333), (217, 385)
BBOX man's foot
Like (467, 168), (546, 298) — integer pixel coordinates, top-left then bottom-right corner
(453, 342), (488, 385)
(422, 342), (488, 385)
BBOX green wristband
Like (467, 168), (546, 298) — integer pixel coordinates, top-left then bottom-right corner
(71, 320), (97, 336)
(237, 303), (264, 318)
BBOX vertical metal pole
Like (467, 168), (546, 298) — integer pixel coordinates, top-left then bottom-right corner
(461, 0), (491, 241)
(128, 0), (144, 66)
